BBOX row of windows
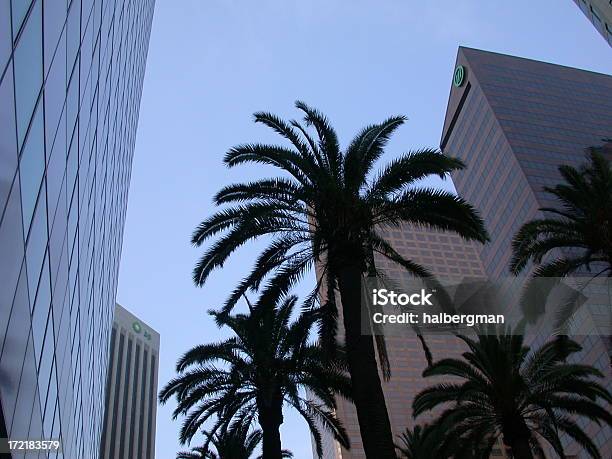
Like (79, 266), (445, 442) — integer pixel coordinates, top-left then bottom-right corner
(501, 118), (610, 145)
(479, 60), (612, 94)
(494, 105), (612, 135)
(488, 91), (611, 123)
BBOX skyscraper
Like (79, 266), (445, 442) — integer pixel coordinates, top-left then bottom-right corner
(572, 0), (612, 46)
(442, 47), (612, 279)
(0, 1), (155, 458)
(441, 46), (612, 457)
(100, 304), (160, 459)
(313, 226), (492, 459)
(314, 48), (612, 458)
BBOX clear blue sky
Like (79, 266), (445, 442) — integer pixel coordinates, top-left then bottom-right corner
(116, 1), (612, 458)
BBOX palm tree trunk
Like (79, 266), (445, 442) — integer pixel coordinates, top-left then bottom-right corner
(510, 437), (534, 459)
(337, 263), (397, 459)
(259, 408), (283, 459)
(257, 402), (283, 459)
(504, 423), (534, 459)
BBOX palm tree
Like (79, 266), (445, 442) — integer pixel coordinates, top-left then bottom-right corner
(176, 423), (293, 459)
(395, 423), (441, 459)
(412, 331), (612, 459)
(191, 102), (489, 457)
(510, 148), (612, 323)
(159, 294), (351, 459)
(396, 423), (483, 459)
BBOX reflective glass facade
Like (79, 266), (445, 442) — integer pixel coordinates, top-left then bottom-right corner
(0, 1), (154, 458)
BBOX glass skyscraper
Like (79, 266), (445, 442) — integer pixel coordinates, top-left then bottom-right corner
(0, 1), (155, 458)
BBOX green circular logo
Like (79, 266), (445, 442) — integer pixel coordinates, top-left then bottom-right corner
(132, 322), (142, 333)
(453, 65), (466, 87)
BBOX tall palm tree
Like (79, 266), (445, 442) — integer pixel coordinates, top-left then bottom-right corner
(159, 294), (351, 459)
(510, 148), (612, 323)
(191, 102), (488, 457)
(176, 423), (293, 459)
(412, 331), (612, 459)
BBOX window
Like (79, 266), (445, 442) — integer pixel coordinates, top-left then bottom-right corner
(14, 0), (42, 147)
(19, 104), (45, 234)
(43, 0), (66, 78)
(11, 0), (34, 40)
(31, 255), (50, 362)
(0, 64), (17, 222)
(0, 0), (11, 75)
(44, 27), (67, 155)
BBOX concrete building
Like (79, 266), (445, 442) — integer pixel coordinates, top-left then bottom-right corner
(100, 304), (160, 459)
(0, 1), (155, 457)
(572, 0), (612, 45)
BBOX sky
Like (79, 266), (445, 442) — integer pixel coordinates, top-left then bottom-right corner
(115, 1), (612, 458)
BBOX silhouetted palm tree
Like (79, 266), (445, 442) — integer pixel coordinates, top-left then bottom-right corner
(176, 423), (293, 459)
(413, 331), (612, 459)
(160, 294), (351, 459)
(396, 422), (485, 459)
(510, 148), (612, 325)
(191, 102), (488, 457)
(395, 423), (441, 459)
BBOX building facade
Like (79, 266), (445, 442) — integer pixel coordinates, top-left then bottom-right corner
(100, 304), (159, 459)
(314, 227), (497, 458)
(441, 46), (612, 457)
(0, 1), (154, 458)
(572, 0), (612, 46)
(314, 48), (612, 458)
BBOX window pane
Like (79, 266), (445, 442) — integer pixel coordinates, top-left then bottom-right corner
(0, 0), (11, 75)
(19, 104), (45, 232)
(43, 0), (67, 78)
(0, 178), (24, 320)
(32, 255), (51, 365)
(9, 335), (37, 439)
(0, 62), (17, 214)
(14, 0), (42, 148)
(46, 110), (67, 227)
(44, 27), (67, 155)
(11, 0), (34, 39)
(0, 262), (29, 426)
(26, 188), (48, 303)
(66, 0), (80, 76)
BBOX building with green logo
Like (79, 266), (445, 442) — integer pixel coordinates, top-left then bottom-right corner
(100, 304), (160, 459)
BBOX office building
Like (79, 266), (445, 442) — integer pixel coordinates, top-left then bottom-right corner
(441, 46), (612, 457)
(572, 0), (612, 45)
(314, 48), (612, 458)
(100, 304), (160, 459)
(313, 227), (496, 458)
(0, 1), (155, 458)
